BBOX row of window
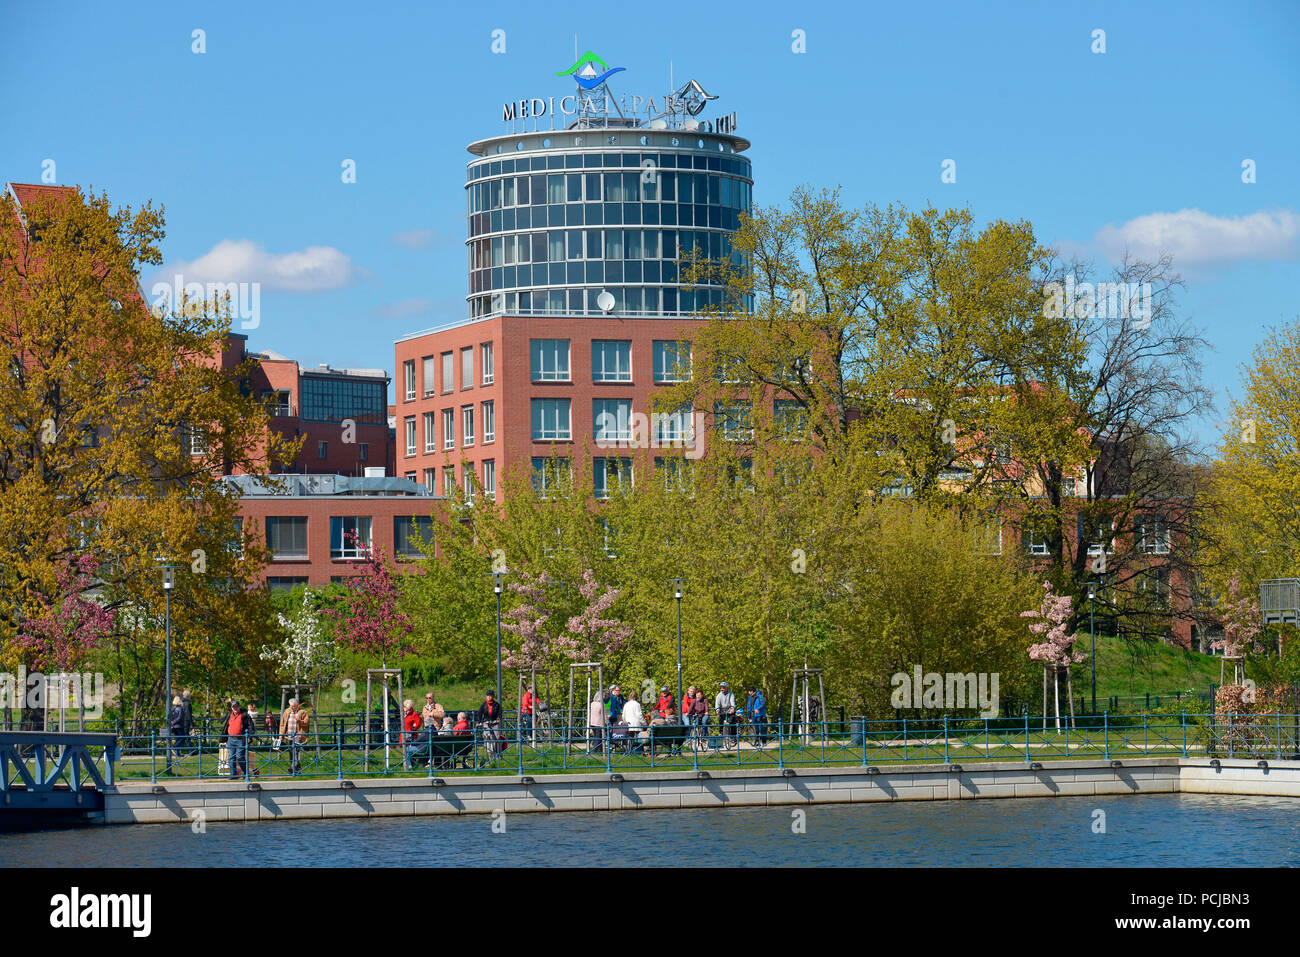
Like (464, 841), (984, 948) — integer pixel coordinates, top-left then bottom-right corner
(402, 343), (495, 401)
(265, 515), (433, 561)
(404, 401), (496, 455)
(530, 456), (697, 497)
(469, 200), (745, 238)
(528, 339), (690, 384)
(526, 396), (803, 444)
(401, 460), (498, 502)
(469, 151), (751, 181)
(469, 285), (746, 320)
(470, 228), (737, 270)
(1009, 515), (1172, 556)
(469, 170), (751, 214)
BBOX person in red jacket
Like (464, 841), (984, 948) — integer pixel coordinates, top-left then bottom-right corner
(655, 686), (675, 718)
(453, 712), (471, 735)
(401, 699), (422, 744)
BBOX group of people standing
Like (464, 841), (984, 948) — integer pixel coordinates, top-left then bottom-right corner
(213, 697), (312, 778)
(585, 682), (769, 753)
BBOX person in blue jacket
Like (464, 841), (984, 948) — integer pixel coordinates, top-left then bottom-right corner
(746, 686), (768, 745)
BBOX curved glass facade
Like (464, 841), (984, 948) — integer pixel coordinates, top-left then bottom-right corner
(465, 129), (752, 319)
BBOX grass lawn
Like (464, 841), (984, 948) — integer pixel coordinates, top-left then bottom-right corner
(1086, 633), (1225, 706)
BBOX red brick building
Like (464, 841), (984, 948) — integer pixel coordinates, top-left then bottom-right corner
(225, 474), (435, 589)
(393, 314), (705, 500)
(208, 334), (394, 477)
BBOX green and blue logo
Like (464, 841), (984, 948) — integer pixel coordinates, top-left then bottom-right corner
(556, 50), (625, 90)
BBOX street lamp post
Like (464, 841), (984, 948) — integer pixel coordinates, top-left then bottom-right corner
(670, 579), (684, 710)
(493, 571), (504, 704)
(158, 562), (176, 774)
(1089, 582), (1097, 714)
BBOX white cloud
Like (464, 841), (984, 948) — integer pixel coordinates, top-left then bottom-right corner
(1094, 208), (1300, 266)
(155, 239), (363, 292)
(370, 297), (434, 320)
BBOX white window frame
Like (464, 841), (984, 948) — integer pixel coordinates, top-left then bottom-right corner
(462, 405), (475, 447)
(442, 409), (455, 450)
(403, 360), (416, 401)
(461, 347), (473, 390)
(483, 459), (496, 501)
(531, 398), (572, 441)
(482, 342), (495, 384)
(483, 400), (495, 443)
(592, 340), (632, 382)
(423, 412), (435, 453)
(404, 416), (416, 456)
(530, 339), (571, 382)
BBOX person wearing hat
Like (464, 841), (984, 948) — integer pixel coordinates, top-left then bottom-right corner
(715, 682), (738, 750)
(607, 685), (626, 725)
(655, 686), (676, 719)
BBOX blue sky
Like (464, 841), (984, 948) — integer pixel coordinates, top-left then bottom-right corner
(3, 0), (1297, 445)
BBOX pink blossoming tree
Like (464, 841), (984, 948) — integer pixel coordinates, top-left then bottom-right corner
(1022, 581), (1086, 730)
(326, 534), (413, 668)
(1212, 578), (1263, 686)
(16, 554), (115, 673)
(502, 567), (631, 697)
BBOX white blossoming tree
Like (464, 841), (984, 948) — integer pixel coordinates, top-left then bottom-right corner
(261, 590), (339, 705)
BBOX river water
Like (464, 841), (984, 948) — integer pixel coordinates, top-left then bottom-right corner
(2, 794), (1297, 867)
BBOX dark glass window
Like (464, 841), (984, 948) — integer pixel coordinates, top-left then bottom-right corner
(299, 375), (387, 423)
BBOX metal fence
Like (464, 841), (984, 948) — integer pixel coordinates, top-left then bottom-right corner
(111, 712), (1300, 783)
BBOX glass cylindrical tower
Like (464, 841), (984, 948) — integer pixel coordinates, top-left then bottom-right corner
(465, 127), (752, 320)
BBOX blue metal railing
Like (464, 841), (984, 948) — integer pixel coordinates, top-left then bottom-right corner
(101, 712), (1300, 784)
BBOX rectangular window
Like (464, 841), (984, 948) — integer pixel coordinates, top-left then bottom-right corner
(423, 467), (435, 491)
(443, 466), (456, 497)
(592, 340), (632, 382)
(653, 341), (692, 382)
(403, 360), (416, 401)
(422, 356), (436, 396)
(464, 463), (476, 504)
(654, 457), (693, 493)
(594, 398), (633, 443)
(461, 347), (473, 389)
(975, 520), (1003, 555)
(462, 405), (475, 446)
(266, 517), (308, 560)
(404, 416), (416, 456)
(267, 390), (292, 417)
(714, 401), (753, 442)
(530, 339), (571, 381)
(330, 516), (372, 559)
(531, 398), (572, 441)
(441, 352), (454, 393)
(423, 412), (435, 453)
(531, 457), (571, 495)
(359, 442), (368, 461)
(593, 457), (633, 498)
(774, 399), (807, 440)
(1137, 514), (1171, 555)
(481, 342), (495, 384)
(482, 400), (495, 443)
(267, 576), (308, 592)
(442, 409), (455, 450)
(318, 439), (328, 459)
(404, 471), (416, 481)
(653, 406), (694, 444)
(1022, 523), (1050, 556)
(1078, 516), (1116, 556)
(483, 459), (496, 501)
(394, 516), (434, 559)
(189, 427), (207, 456)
